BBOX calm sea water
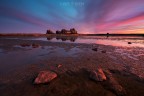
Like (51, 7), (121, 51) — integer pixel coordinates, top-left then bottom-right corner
(17, 36), (144, 48)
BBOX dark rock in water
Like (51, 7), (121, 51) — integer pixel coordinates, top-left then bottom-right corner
(90, 68), (107, 82)
(104, 70), (126, 96)
(128, 42), (132, 44)
(92, 48), (98, 51)
(101, 50), (106, 53)
(34, 71), (57, 84)
(20, 43), (31, 47)
(32, 43), (40, 48)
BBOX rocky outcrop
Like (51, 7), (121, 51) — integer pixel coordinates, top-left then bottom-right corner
(70, 28), (77, 34)
(46, 30), (54, 34)
(90, 68), (107, 81)
(56, 28), (78, 34)
(34, 71), (57, 84)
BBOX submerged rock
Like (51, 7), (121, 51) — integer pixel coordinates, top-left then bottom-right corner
(34, 71), (57, 84)
(20, 43), (31, 47)
(104, 70), (126, 96)
(101, 50), (106, 53)
(90, 68), (107, 81)
(92, 48), (98, 51)
(32, 43), (40, 48)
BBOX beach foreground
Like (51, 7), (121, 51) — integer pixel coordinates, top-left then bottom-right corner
(0, 36), (144, 96)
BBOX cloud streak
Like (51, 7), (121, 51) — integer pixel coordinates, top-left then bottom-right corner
(0, 0), (144, 34)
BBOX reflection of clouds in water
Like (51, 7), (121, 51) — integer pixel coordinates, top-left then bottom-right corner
(115, 48), (140, 60)
(31, 36), (144, 48)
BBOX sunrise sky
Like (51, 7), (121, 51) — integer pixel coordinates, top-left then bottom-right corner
(0, 0), (144, 34)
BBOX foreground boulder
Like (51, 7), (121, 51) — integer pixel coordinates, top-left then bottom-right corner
(104, 70), (126, 96)
(90, 68), (107, 81)
(34, 71), (57, 84)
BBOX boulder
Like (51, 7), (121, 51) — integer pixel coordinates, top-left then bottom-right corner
(90, 68), (107, 81)
(34, 71), (57, 84)
(104, 70), (126, 96)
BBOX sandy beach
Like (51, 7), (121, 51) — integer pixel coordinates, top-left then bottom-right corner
(0, 36), (144, 96)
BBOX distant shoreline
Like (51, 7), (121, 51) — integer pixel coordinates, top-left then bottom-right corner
(0, 33), (144, 37)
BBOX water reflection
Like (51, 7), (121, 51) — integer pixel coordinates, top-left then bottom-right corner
(47, 36), (78, 42)
(45, 36), (144, 47)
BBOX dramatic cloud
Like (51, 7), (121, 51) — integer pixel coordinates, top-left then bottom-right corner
(0, 0), (144, 34)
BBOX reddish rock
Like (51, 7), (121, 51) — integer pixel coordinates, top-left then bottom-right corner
(104, 70), (126, 96)
(57, 64), (62, 68)
(90, 68), (107, 81)
(34, 71), (57, 84)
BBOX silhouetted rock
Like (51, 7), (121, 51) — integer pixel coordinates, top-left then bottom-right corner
(57, 28), (78, 34)
(90, 68), (107, 82)
(70, 28), (77, 34)
(128, 42), (132, 44)
(61, 29), (67, 34)
(34, 71), (57, 84)
(104, 70), (126, 96)
(56, 30), (61, 34)
(46, 30), (54, 34)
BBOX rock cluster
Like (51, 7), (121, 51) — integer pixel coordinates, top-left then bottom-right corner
(46, 28), (78, 34)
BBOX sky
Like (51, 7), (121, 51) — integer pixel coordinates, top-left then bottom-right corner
(0, 0), (144, 34)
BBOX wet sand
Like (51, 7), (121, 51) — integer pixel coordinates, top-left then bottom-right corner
(0, 37), (144, 96)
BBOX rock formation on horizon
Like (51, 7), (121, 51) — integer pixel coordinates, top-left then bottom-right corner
(46, 29), (54, 34)
(47, 28), (78, 34)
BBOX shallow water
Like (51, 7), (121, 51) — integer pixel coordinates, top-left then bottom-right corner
(8, 36), (144, 48)
(0, 36), (144, 96)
